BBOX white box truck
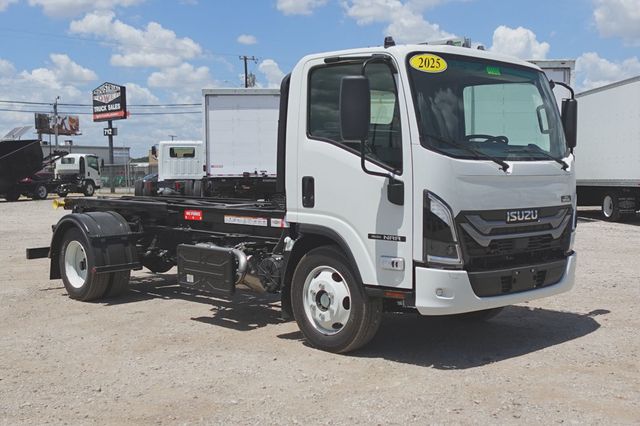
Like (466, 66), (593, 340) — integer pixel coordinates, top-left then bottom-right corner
(575, 76), (640, 221)
(138, 89), (280, 198)
(31, 39), (579, 353)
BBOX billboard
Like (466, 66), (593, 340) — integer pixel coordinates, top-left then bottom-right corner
(34, 113), (80, 135)
(92, 82), (127, 122)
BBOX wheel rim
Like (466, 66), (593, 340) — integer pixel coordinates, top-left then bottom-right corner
(37, 186), (47, 199)
(86, 184), (94, 195)
(64, 240), (88, 289)
(603, 195), (614, 218)
(302, 266), (351, 336)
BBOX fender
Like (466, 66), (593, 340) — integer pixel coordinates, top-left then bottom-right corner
(49, 211), (141, 280)
(280, 223), (364, 318)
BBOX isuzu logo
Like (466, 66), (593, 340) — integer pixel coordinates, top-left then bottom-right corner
(506, 209), (539, 223)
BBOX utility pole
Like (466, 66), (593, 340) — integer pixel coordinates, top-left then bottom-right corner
(169, 134), (176, 141)
(53, 96), (60, 147)
(239, 55), (258, 88)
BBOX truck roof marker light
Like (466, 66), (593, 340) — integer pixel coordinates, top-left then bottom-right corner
(384, 36), (395, 48)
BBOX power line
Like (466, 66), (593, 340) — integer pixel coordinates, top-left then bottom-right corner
(0, 99), (201, 107)
(0, 107), (200, 115)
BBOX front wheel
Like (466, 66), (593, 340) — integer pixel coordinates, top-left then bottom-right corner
(291, 246), (382, 353)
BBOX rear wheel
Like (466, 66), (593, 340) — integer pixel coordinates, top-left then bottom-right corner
(134, 180), (144, 196)
(83, 181), (95, 197)
(33, 184), (48, 200)
(59, 228), (109, 301)
(602, 193), (621, 222)
(5, 187), (20, 202)
(291, 246), (382, 353)
(193, 180), (202, 197)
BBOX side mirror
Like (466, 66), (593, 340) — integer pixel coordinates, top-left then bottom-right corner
(100, 159), (104, 169)
(561, 98), (577, 151)
(387, 178), (404, 206)
(340, 76), (370, 141)
(151, 145), (157, 157)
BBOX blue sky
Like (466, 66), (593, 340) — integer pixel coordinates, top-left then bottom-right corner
(0, 0), (639, 156)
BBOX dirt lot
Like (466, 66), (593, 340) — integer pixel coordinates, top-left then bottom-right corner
(0, 198), (639, 425)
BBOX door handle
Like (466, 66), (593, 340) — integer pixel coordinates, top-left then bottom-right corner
(302, 176), (315, 208)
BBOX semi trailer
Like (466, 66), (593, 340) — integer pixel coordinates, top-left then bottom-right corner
(575, 76), (640, 221)
(29, 39), (579, 353)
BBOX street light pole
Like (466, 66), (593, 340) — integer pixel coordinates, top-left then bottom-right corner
(53, 96), (60, 147)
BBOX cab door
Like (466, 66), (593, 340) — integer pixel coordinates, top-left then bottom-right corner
(292, 57), (414, 289)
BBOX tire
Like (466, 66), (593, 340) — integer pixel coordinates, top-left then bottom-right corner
(5, 187), (20, 202)
(104, 271), (131, 298)
(33, 184), (48, 200)
(83, 181), (95, 197)
(291, 246), (382, 353)
(142, 256), (174, 273)
(193, 180), (202, 197)
(602, 192), (621, 222)
(450, 307), (504, 322)
(59, 227), (110, 301)
(134, 180), (144, 196)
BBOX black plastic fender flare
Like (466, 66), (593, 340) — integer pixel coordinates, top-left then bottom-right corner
(49, 211), (140, 280)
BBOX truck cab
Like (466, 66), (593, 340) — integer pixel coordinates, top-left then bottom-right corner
(55, 153), (102, 196)
(282, 42), (577, 326)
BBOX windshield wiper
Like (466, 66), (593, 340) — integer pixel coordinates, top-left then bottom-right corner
(509, 145), (569, 170)
(422, 133), (510, 172)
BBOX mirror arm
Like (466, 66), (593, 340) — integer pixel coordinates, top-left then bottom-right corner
(551, 80), (575, 100)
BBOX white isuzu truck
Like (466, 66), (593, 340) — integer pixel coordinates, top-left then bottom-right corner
(29, 39), (578, 353)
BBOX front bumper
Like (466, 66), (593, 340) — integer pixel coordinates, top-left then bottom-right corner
(413, 253), (576, 315)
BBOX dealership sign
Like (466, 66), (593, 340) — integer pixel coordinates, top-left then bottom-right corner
(92, 82), (127, 122)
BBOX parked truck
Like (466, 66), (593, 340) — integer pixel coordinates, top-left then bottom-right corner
(28, 39), (579, 353)
(137, 89), (280, 199)
(54, 153), (103, 197)
(575, 76), (640, 221)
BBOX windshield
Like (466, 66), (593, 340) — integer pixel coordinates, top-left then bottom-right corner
(407, 52), (566, 161)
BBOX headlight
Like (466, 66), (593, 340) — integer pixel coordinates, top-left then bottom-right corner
(424, 191), (462, 267)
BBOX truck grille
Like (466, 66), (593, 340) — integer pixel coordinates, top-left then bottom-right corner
(456, 205), (573, 272)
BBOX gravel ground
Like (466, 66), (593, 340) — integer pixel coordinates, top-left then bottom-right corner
(0, 197), (639, 425)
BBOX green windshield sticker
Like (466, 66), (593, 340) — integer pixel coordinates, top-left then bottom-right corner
(486, 66), (501, 76)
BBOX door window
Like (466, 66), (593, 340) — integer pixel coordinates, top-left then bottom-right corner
(87, 156), (99, 171)
(308, 61), (403, 172)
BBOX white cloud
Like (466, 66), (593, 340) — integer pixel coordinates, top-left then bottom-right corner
(490, 25), (550, 60)
(148, 63), (213, 89)
(28, 0), (144, 17)
(258, 59), (285, 88)
(124, 82), (159, 104)
(575, 52), (640, 91)
(342, 0), (453, 44)
(0, 0), (17, 12)
(277, 0), (328, 15)
(0, 58), (15, 76)
(49, 54), (97, 83)
(593, 0), (640, 44)
(70, 11), (202, 68)
(237, 34), (257, 45)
